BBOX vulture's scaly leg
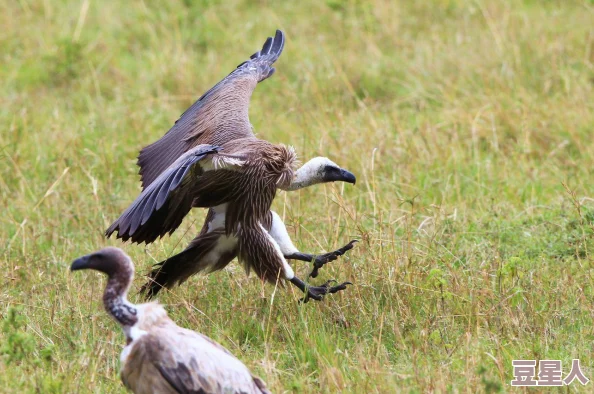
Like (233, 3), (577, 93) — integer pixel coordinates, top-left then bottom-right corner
(289, 277), (352, 303)
(269, 211), (357, 277)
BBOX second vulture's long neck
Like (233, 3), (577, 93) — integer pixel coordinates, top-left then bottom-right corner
(103, 273), (138, 328)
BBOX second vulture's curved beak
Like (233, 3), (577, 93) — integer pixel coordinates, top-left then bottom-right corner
(70, 255), (90, 271)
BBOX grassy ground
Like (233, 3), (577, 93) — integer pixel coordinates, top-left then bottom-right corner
(2, 0), (594, 392)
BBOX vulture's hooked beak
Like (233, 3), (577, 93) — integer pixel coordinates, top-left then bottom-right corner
(323, 165), (356, 185)
(70, 255), (90, 271)
(339, 169), (356, 185)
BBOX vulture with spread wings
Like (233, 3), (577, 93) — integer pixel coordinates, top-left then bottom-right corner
(106, 30), (357, 301)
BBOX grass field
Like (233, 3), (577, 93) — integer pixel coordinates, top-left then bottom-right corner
(2, 0), (594, 392)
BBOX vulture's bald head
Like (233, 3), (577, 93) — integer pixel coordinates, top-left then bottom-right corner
(71, 247), (134, 279)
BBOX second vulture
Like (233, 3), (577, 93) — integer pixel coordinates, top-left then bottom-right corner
(71, 247), (270, 394)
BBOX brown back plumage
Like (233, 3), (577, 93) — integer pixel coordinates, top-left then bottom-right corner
(211, 139), (296, 235)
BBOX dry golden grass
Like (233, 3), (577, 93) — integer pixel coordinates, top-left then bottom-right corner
(1, 0), (594, 392)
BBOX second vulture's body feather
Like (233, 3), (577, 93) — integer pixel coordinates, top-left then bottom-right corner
(121, 304), (269, 394)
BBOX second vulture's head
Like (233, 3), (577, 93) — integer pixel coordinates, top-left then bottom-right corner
(283, 157), (356, 191)
(71, 247), (134, 281)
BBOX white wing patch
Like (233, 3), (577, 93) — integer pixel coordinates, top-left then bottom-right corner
(202, 235), (238, 272)
(207, 204), (228, 233)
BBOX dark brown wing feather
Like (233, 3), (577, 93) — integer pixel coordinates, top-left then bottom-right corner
(156, 360), (214, 394)
(189, 170), (245, 209)
(106, 145), (222, 244)
(138, 30), (286, 189)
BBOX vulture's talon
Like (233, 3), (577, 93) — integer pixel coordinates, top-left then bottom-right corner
(300, 279), (352, 303)
(327, 281), (352, 294)
(309, 240), (358, 278)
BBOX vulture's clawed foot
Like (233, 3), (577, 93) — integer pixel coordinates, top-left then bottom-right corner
(301, 279), (353, 303)
(290, 276), (352, 303)
(309, 240), (358, 278)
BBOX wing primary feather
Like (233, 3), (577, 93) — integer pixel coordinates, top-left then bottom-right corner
(129, 195), (150, 235)
(140, 187), (160, 225)
(261, 36), (273, 54)
(154, 171), (177, 211)
(271, 29), (285, 57)
(168, 159), (193, 193)
(249, 30), (284, 61)
(141, 178), (170, 226)
(134, 170), (177, 231)
(117, 208), (135, 236)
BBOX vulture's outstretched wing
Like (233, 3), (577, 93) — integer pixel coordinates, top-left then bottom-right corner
(138, 30), (286, 189)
